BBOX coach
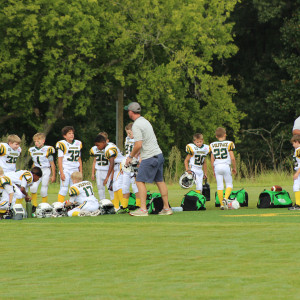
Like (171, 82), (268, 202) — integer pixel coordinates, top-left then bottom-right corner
(125, 102), (172, 216)
(293, 116), (300, 135)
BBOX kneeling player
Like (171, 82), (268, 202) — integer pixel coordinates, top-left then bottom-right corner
(66, 172), (99, 217)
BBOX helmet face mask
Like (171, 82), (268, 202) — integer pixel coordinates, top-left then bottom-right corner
(99, 199), (115, 215)
(179, 171), (196, 189)
(36, 203), (53, 218)
(51, 202), (67, 217)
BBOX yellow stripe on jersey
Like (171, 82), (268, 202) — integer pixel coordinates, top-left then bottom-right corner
(296, 149), (300, 159)
(20, 171), (33, 184)
(105, 147), (117, 159)
(90, 148), (95, 156)
(46, 146), (55, 158)
(69, 186), (80, 197)
(57, 142), (67, 154)
(186, 145), (194, 155)
(0, 176), (12, 188)
(0, 144), (6, 156)
(228, 142), (235, 151)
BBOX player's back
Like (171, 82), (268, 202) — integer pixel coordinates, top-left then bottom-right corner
(124, 137), (135, 157)
(69, 181), (98, 204)
(5, 170), (33, 186)
(209, 140), (235, 166)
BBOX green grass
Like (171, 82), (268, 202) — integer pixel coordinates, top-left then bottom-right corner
(2, 179), (299, 299)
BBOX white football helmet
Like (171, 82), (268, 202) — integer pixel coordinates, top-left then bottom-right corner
(99, 199), (115, 215)
(121, 157), (139, 174)
(11, 204), (26, 220)
(36, 203), (53, 218)
(228, 199), (240, 210)
(179, 171), (196, 188)
(51, 202), (67, 217)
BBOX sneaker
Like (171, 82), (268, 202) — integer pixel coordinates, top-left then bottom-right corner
(288, 205), (300, 210)
(220, 206), (225, 210)
(129, 208), (149, 217)
(116, 206), (130, 214)
(222, 199), (228, 210)
(158, 208), (173, 215)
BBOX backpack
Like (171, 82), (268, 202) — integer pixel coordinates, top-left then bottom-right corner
(215, 189), (248, 207)
(202, 179), (210, 201)
(147, 193), (166, 214)
(181, 190), (206, 211)
(257, 189), (292, 208)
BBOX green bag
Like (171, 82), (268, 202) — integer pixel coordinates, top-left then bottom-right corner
(257, 189), (292, 208)
(147, 193), (163, 214)
(128, 192), (151, 210)
(215, 189), (248, 207)
(181, 190), (206, 211)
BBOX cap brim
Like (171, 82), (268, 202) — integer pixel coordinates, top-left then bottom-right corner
(124, 105), (129, 111)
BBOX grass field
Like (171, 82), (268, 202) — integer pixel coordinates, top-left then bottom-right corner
(2, 177), (300, 299)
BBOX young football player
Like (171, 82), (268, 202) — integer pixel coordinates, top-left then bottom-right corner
(56, 126), (82, 203)
(0, 134), (22, 173)
(94, 134), (124, 210)
(90, 132), (114, 201)
(122, 123), (141, 208)
(210, 127), (236, 210)
(184, 133), (209, 194)
(65, 172), (99, 217)
(288, 135), (300, 210)
(0, 167), (15, 215)
(28, 133), (56, 210)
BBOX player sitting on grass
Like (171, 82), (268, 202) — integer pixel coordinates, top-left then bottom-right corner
(210, 127), (236, 210)
(90, 132), (114, 201)
(122, 123), (141, 209)
(28, 133), (56, 212)
(0, 167), (15, 217)
(0, 134), (22, 174)
(94, 134), (124, 212)
(288, 135), (300, 210)
(184, 133), (209, 194)
(65, 172), (99, 217)
(56, 126), (82, 203)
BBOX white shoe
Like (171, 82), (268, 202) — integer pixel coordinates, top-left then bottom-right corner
(222, 199), (228, 210)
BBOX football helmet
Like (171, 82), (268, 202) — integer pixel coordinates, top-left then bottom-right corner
(121, 157), (139, 174)
(36, 203), (53, 218)
(179, 171), (196, 189)
(51, 202), (67, 217)
(99, 199), (115, 215)
(228, 199), (240, 210)
(11, 204), (26, 220)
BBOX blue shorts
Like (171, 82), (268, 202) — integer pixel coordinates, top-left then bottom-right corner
(136, 153), (164, 183)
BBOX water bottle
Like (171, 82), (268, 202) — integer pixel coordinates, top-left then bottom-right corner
(172, 207), (183, 212)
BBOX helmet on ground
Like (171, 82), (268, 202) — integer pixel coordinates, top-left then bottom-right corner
(36, 203), (53, 218)
(99, 199), (115, 215)
(179, 171), (196, 189)
(51, 202), (67, 217)
(228, 199), (240, 210)
(11, 204), (26, 220)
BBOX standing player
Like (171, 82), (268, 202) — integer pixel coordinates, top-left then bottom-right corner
(90, 132), (114, 201)
(94, 135), (124, 211)
(0, 167), (15, 215)
(65, 172), (99, 217)
(0, 135), (22, 173)
(184, 133), (209, 194)
(288, 135), (300, 210)
(210, 127), (236, 210)
(28, 133), (56, 210)
(56, 126), (82, 203)
(122, 123), (141, 208)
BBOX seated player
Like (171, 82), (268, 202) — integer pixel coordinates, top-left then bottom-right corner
(65, 172), (100, 217)
(0, 167), (15, 216)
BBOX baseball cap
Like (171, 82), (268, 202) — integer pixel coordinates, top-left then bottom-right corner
(124, 102), (141, 113)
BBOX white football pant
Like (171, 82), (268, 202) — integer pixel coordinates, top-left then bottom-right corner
(122, 172), (138, 194)
(67, 200), (99, 217)
(95, 170), (114, 200)
(30, 167), (51, 197)
(215, 164), (233, 190)
(191, 166), (204, 192)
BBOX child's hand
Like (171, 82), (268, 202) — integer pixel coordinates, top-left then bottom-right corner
(232, 168), (237, 175)
(103, 178), (108, 186)
(60, 173), (66, 181)
(91, 174), (95, 181)
(294, 172), (300, 180)
(51, 175), (56, 183)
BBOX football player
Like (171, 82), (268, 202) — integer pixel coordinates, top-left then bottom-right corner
(184, 133), (210, 194)
(0, 135), (22, 173)
(0, 167), (15, 216)
(90, 132), (114, 201)
(56, 126), (82, 203)
(28, 133), (56, 210)
(210, 127), (236, 210)
(94, 134), (124, 210)
(288, 135), (300, 210)
(65, 172), (99, 217)
(122, 123), (141, 208)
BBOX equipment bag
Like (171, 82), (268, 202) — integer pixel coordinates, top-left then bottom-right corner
(215, 189), (248, 207)
(128, 192), (151, 210)
(202, 179), (210, 201)
(147, 193), (171, 214)
(181, 190), (206, 211)
(257, 189), (292, 208)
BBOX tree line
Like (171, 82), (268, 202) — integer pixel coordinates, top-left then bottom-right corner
(0, 0), (299, 170)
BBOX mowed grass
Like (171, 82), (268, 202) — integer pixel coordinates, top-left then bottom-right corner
(2, 178), (300, 299)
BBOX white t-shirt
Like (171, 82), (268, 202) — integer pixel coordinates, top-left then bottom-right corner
(293, 116), (300, 133)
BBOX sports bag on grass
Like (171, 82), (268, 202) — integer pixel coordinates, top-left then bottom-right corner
(257, 189), (292, 208)
(215, 189), (248, 207)
(147, 193), (166, 214)
(202, 179), (210, 201)
(128, 192), (151, 210)
(181, 190), (206, 211)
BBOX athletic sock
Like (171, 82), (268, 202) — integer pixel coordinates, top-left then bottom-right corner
(295, 191), (300, 206)
(195, 190), (201, 194)
(42, 196), (48, 203)
(225, 187), (232, 200)
(31, 193), (38, 207)
(112, 192), (120, 209)
(217, 190), (224, 206)
(121, 197), (129, 209)
(136, 198), (141, 207)
(72, 211), (80, 217)
(57, 194), (65, 203)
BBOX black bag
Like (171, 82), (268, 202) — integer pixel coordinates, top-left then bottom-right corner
(147, 193), (164, 214)
(202, 179), (210, 201)
(181, 191), (206, 211)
